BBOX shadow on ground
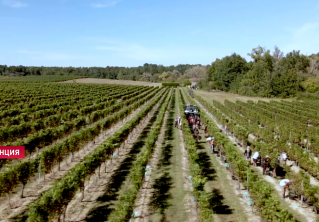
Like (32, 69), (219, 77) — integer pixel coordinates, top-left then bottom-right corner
(208, 189), (233, 214)
(149, 172), (173, 220)
(195, 143), (216, 181)
(150, 97), (175, 221)
(85, 111), (159, 222)
(158, 117), (174, 168)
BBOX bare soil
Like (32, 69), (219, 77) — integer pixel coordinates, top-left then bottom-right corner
(211, 150), (261, 222)
(0, 98), (154, 221)
(61, 78), (162, 87)
(131, 109), (169, 222)
(177, 95), (200, 222)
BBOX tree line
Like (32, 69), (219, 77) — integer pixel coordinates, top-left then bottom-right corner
(0, 63), (207, 83)
(1, 46), (319, 98)
(203, 46), (319, 98)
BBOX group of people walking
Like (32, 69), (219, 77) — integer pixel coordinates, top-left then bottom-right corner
(187, 115), (201, 142)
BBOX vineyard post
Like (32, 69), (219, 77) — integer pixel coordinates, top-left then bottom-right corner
(38, 164), (41, 184)
(247, 167), (252, 211)
(6, 193), (12, 208)
(104, 157), (108, 173)
(289, 131), (292, 150)
(62, 204), (67, 222)
(300, 180), (304, 207)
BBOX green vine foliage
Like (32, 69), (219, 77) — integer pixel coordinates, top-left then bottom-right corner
(107, 89), (172, 222)
(188, 89), (298, 222)
(25, 89), (169, 221)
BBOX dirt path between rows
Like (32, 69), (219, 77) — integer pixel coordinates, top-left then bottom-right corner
(195, 97), (317, 222)
(177, 92), (200, 222)
(183, 90), (259, 222)
(62, 97), (164, 222)
(0, 97), (157, 222)
(131, 101), (170, 222)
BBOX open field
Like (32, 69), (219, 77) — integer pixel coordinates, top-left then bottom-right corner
(62, 78), (162, 87)
(194, 89), (296, 104)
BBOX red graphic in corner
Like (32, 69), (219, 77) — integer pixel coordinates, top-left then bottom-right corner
(0, 146), (25, 159)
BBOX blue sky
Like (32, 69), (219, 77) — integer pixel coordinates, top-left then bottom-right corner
(1, 0), (319, 67)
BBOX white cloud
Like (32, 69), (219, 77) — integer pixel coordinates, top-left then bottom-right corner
(282, 22), (319, 55)
(91, 0), (120, 8)
(1, 0), (27, 8)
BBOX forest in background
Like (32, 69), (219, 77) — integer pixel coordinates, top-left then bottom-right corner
(0, 63), (207, 84)
(1, 45), (319, 98)
(204, 46), (319, 98)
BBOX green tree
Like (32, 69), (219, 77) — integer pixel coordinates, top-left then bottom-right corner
(208, 53), (247, 91)
(117, 70), (124, 80)
(271, 69), (299, 97)
(278, 50), (310, 73)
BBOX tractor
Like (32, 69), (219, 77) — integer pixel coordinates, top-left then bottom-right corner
(184, 104), (200, 118)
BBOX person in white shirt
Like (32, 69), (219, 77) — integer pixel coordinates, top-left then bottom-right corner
(279, 179), (293, 198)
(281, 151), (287, 165)
(252, 151), (260, 166)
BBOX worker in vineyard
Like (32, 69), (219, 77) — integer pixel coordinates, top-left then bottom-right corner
(244, 146), (251, 160)
(206, 136), (213, 146)
(279, 179), (293, 198)
(262, 155), (271, 175)
(274, 156), (281, 177)
(175, 118), (178, 128)
(213, 137), (217, 153)
(194, 127), (199, 142)
(204, 125), (208, 136)
(210, 137), (215, 154)
(179, 118), (182, 130)
(252, 151), (260, 166)
(281, 151), (287, 165)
